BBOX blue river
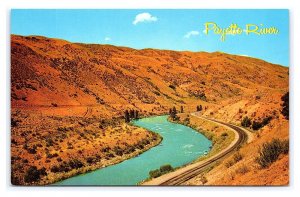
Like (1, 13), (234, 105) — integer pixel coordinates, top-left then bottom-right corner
(55, 115), (211, 185)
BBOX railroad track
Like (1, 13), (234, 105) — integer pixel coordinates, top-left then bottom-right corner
(158, 115), (248, 186)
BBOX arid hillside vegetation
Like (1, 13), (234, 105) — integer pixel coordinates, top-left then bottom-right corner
(11, 35), (289, 185)
(11, 35), (288, 117)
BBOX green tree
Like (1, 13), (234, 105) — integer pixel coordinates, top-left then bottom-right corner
(149, 169), (161, 178)
(251, 116), (272, 130)
(160, 164), (173, 173)
(252, 121), (262, 130)
(129, 110), (135, 119)
(169, 108), (172, 115)
(134, 110), (139, 119)
(170, 107), (178, 120)
(149, 164), (174, 179)
(196, 105), (203, 112)
(172, 106), (177, 114)
(241, 116), (251, 127)
(124, 110), (130, 123)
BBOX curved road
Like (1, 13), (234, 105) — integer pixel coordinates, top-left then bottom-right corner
(143, 113), (249, 186)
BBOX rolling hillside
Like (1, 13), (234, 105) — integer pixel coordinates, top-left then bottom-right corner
(11, 35), (289, 185)
(11, 35), (288, 118)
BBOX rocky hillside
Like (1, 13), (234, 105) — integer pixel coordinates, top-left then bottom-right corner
(11, 35), (288, 119)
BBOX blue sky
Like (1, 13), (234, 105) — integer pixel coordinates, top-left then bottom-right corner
(11, 9), (289, 66)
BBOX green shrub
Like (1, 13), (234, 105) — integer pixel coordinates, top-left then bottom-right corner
(252, 116), (272, 130)
(183, 117), (190, 125)
(235, 165), (249, 174)
(200, 175), (208, 184)
(169, 107), (178, 121)
(160, 164), (173, 173)
(281, 140), (289, 154)
(233, 152), (243, 163)
(241, 116), (251, 127)
(225, 152), (243, 168)
(225, 160), (234, 168)
(256, 139), (289, 168)
(114, 146), (124, 156)
(198, 93), (207, 101)
(221, 132), (228, 137)
(86, 157), (95, 164)
(149, 169), (162, 178)
(252, 121), (263, 130)
(149, 164), (174, 179)
(27, 146), (37, 154)
(11, 118), (19, 127)
(24, 166), (47, 183)
(262, 116), (272, 126)
(153, 91), (160, 96)
(196, 105), (203, 111)
(169, 84), (176, 90)
(221, 132), (228, 140)
(68, 159), (84, 169)
(45, 138), (54, 147)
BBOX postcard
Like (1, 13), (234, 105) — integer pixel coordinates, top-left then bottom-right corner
(10, 9), (289, 186)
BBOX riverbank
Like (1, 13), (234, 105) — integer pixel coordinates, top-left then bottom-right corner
(11, 108), (162, 185)
(55, 115), (211, 185)
(142, 113), (245, 185)
(46, 131), (162, 185)
(170, 112), (236, 163)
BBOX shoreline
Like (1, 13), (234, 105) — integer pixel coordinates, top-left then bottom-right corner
(142, 113), (249, 185)
(43, 131), (163, 186)
(12, 113), (245, 186)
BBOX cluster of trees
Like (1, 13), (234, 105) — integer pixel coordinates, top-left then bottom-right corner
(169, 107), (179, 121)
(241, 116), (273, 130)
(196, 105), (203, 111)
(149, 164), (174, 178)
(252, 116), (272, 130)
(50, 159), (84, 173)
(124, 109), (139, 123)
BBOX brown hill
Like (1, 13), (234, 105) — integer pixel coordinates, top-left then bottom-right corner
(11, 35), (289, 185)
(11, 35), (288, 118)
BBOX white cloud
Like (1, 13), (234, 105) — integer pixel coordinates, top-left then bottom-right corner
(104, 37), (111, 41)
(133, 13), (158, 25)
(184, 31), (200, 38)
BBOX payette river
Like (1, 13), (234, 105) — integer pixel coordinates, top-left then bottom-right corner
(55, 115), (211, 185)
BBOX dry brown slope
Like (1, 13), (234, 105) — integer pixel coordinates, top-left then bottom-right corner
(11, 35), (288, 118)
